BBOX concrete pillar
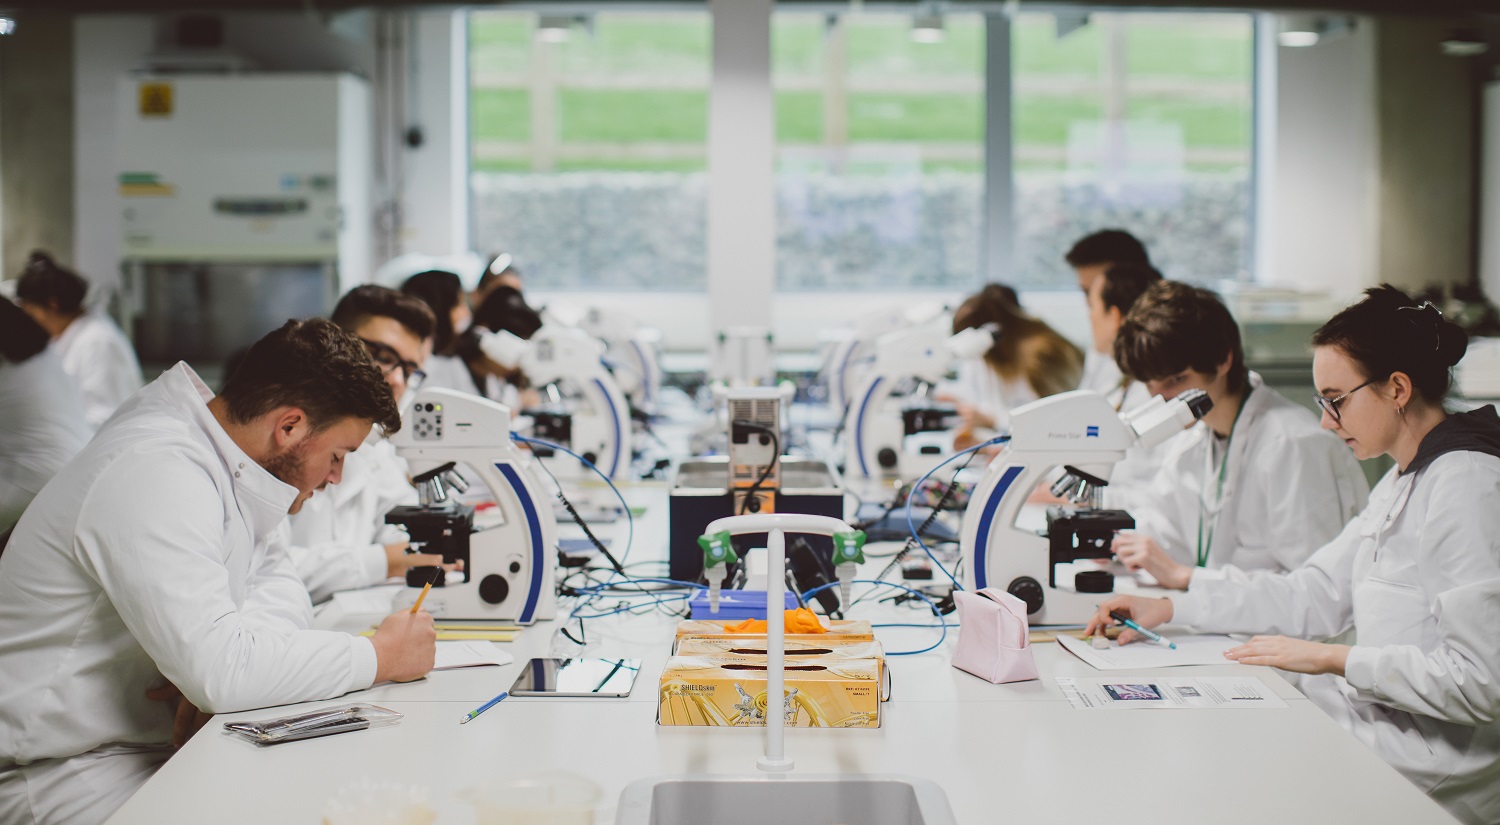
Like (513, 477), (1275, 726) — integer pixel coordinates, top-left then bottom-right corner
(0, 14), (75, 283)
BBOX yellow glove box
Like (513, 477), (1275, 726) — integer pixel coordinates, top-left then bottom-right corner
(658, 652), (885, 729)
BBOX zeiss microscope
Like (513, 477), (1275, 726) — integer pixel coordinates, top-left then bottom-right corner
(959, 389), (1212, 625)
(841, 316), (995, 494)
(386, 388), (558, 624)
(521, 324), (634, 481)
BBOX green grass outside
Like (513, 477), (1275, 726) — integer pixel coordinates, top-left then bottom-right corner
(470, 10), (1251, 168)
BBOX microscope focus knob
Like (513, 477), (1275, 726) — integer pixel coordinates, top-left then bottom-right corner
(1007, 577), (1044, 615)
(876, 447), (899, 470)
(479, 574), (510, 605)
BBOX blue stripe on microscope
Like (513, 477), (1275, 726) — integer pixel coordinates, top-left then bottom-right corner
(972, 465), (1024, 591)
(497, 462), (544, 623)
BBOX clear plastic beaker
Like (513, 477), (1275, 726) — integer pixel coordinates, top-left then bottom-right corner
(461, 770), (601, 825)
(322, 777), (436, 825)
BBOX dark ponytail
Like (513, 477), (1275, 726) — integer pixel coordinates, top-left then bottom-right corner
(1312, 284), (1469, 403)
(14, 251), (88, 316)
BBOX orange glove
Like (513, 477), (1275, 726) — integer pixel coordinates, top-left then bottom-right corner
(724, 608), (828, 634)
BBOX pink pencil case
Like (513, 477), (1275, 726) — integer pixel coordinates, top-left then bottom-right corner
(952, 588), (1039, 684)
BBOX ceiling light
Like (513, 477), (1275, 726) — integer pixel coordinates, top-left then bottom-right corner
(1440, 30), (1489, 57)
(537, 15), (574, 43)
(1277, 14), (1355, 48)
(910, 6), (944, 44)
(0, 16), (16, 36)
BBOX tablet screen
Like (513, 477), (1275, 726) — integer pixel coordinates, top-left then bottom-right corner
(509, 657), (642, 697)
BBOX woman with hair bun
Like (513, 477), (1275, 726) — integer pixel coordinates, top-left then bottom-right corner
(15, 252), (143, 430)
(1089, 284), (1500, 825)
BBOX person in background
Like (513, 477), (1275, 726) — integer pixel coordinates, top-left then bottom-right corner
(286, 286), (456, 604)
(0, 298), (91, 544)
(942, 283), (1083, 443)
(471, 252), (523, 314)
(15, 252), (144, 431)
(1064, 229), (1152, 395)
(455, 284), (544, 411)
(401, 269), (480, 395)
(1089, 286), (1500, 825)
(0, 319), (436, 825)
(1109, 281), (1368, 588)
(1085, 263), (1167, 509)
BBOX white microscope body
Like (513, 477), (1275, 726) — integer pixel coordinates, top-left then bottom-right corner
(578, 306), (664, 416)
(841, 316), (994, 493)
(960, 389), (1211, 625)
(522, 324), (634, 481)
(822, 302), (946, 415)
(389, 388), (558, 623)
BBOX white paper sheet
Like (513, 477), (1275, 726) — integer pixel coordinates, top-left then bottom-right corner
(1057, 633), (1240, 670)
(328, 584), (404, 615)
(1056, 675), (1287, 709)
(434, 641), (515, 671)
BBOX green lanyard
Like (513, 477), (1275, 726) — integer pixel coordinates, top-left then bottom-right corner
(1195, 388), (1250, 568)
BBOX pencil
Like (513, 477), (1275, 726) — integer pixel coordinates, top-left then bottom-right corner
(410, 582), (433, 614)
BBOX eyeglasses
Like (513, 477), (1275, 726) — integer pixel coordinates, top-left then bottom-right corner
(1314, 378), (1378, 423)
(360, 338), (426, 386)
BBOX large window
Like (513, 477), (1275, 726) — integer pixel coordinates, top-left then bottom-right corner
(1013, 12), (1254, 288)
(773, 12), (985, 291)
(469, 11), (709, 290)
(467, 9), (1254, 294)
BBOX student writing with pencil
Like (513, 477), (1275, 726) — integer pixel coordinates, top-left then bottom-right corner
(0, 321), (437, 825)
(1087, 287), (1500, 825)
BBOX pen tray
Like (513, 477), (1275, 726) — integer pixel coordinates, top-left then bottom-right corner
(223, 703), (402, 746)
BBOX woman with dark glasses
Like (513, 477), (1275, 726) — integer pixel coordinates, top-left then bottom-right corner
(1091, 285), (1500, 825)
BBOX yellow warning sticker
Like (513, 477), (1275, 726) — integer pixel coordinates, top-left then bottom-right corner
(139, 83), (173, 117)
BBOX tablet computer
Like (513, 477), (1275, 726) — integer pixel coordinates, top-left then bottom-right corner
(509, 657), (643, 698)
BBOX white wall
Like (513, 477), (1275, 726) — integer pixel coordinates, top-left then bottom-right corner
(399, 11), (469, 260)
(1263, 18), (1379, 296)
(74, 16), (156, 296)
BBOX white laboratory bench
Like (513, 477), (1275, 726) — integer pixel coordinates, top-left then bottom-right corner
(104, 485), (1457, 825)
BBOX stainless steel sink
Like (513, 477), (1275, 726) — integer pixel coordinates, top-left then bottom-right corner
(616, 774), (957, 825)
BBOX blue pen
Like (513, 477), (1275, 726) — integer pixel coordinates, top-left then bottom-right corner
(1109, 610), (1177, 649)
(459, 690), (509, 725)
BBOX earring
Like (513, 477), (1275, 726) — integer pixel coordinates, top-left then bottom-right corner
(1396, 405), (1405, 416)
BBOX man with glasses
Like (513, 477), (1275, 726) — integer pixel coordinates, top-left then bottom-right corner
(1105, 280), (1370, 590)
(285, 286), (455, 603)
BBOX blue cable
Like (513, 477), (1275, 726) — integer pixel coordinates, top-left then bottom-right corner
(903, 435), (1010, 589)
(799, 578), (949, 656)
(511, 433), (634, 565)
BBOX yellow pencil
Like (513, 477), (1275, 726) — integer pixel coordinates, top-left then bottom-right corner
(410, 582), (433, 614)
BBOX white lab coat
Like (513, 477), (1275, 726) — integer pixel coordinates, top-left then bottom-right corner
(1174, 450), (1500, 825)
(287, 431), (416, 604)
(0, 347), (91, 534)
(0, 363), (377, 825)
(53, 311), (144, 431)
(1078, 348), (1123, 395)
(1100, 378), (1172, 516)
(941, 357), (1035, 432)
(1128, 376), (1369, 575)
(421, 353), (483, 395)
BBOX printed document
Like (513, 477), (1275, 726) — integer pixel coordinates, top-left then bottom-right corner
(1057, 675), (1287, 710)
(1057, 633), (1240, 670)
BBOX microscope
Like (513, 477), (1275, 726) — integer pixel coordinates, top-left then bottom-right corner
(386, 388), (558, 624)
(841, 315), (995, 494)
(959, 389), (1212, 625)
(520, 324), (634, 482)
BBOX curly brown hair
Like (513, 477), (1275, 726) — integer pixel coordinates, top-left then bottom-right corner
(219, 318), (401, 434)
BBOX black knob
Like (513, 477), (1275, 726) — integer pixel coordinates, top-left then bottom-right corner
(479, 574), (510, 605)
(1007, 576), (1044, 615)
(509, 561), (522, 574)
(876, 447), (899, 469)
(582, 451), (599, 467)
(745, 495), (762, 513)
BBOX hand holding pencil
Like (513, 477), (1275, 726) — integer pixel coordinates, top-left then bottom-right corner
(369, 605), (437, 684)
